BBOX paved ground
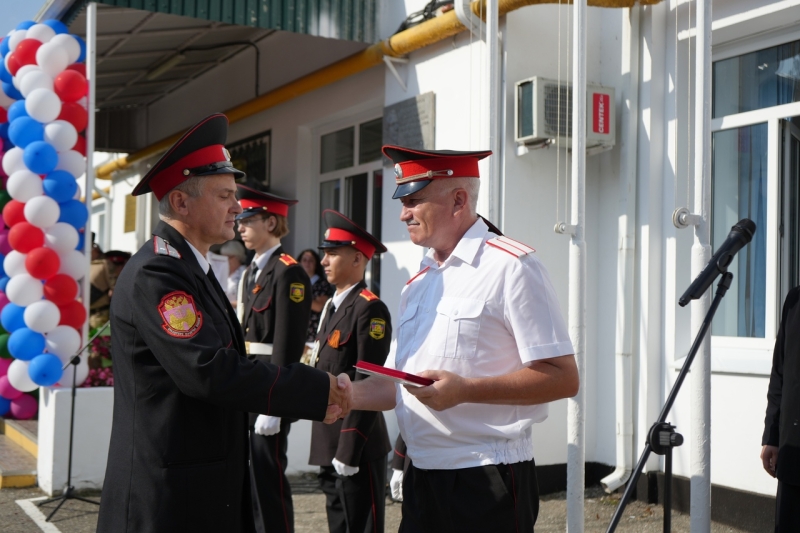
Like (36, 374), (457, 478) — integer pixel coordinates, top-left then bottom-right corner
(0, 477), (758, 532)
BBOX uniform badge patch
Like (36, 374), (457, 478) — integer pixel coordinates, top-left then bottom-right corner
(369, 318), (386, 340)
(279, 254), (297, 266)
(289, 283), (305, 303)
(328, 330), (341, 349)
(158, 291), (202, 338)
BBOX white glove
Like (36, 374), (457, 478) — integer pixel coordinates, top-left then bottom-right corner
(390, 469), (404, 501)
(253, 415), (281, 436)
(332, 457), (359, 477)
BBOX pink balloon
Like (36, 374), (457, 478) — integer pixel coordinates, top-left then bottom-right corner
(10, 393), (37, 419)
(0, 375), (23, 400)
(0, 292), (9, 309)
(0, 358), (11, 377)
(0, 231), (11, 255)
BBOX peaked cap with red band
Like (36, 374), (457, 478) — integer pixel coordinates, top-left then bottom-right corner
(235, 184), (298, 220)
(318, 209), (387, 260)
(382, 145), (492, 199)
(132, 113), (245, 200)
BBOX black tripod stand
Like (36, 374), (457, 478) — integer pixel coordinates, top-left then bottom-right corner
(37, 322), (109, 521)
(606, 271), (732, 533)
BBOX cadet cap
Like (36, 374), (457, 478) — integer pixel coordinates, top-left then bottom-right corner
(235, 184), (298, 220)
(319, 209), (387, 260)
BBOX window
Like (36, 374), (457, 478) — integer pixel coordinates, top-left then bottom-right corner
(228, 131), (271, 189)
(317, 117), (384, 295)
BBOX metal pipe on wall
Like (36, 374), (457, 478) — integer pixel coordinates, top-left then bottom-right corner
(82, 1), (97, 343)
(486, 0), (503, 227)
(567, 0), (588, 530)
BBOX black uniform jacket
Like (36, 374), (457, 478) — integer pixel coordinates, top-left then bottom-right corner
(97, 222), (330, 533)
(241, 247), (311, 424)
(764, 286), (800, 486)
(309, 281), (392, 467)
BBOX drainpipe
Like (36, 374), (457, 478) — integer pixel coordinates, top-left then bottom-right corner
(600, 5), (640, 494)
(82, 1), (97, 343)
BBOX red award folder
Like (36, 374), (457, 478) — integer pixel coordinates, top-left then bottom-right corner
(354, 361), (434, 388)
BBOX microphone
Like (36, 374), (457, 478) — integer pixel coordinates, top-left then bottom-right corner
(678, 218), (756, 307)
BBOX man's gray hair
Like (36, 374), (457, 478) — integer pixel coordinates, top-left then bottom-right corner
(446, 177), (479, 216)
(158, 176), (208, 220)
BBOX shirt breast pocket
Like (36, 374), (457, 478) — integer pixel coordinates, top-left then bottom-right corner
(428, 297), (484, 359)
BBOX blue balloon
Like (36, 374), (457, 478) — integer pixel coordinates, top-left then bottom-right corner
(23, 141), (58, 175)
(9, 117), (44, 149)
(43, 170), (78, 203)
(29, 353), (63, 386)
(58, 199), (88, 229)
(7, 100), (29, 122)
(0, 396), (9, 417)
(1, 304), (27, 333)
(0, 61), (10, 84)
(0, 255), (5, 278)
(1, 81), (22, 101)
(0, 37), (9, 59)
(42, 20), (69, 35)
(76, 231), (85, 251)
(0, 123), (9, 143)
(1, 137), (10, 152)
(16, 21), (36, 31)
(8, 328), (46, 361)
(75, 35), (86, 63)
(0, 277), (9, 292)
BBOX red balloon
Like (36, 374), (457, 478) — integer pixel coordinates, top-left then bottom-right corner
(72, 134), (86, 156)
(8, 222), (44, 253)
(6, 53), (21, 76)
(43, 274), (78, 306)
(58, 300), (86, 330)
(57, 102), (88, 133)
(25, 247), (60, 280)
(2, 200), (26, 228)
(14, 39), (42, 67)
(66, 63), (86, 77)
(0, 107), (7, 123)
(54, 70), (88, 103)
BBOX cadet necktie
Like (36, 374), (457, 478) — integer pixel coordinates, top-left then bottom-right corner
(321, 301), (336, 333)
(246, 264), (259, 294)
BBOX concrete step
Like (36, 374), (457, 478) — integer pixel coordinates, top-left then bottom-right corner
(0, 433), (36, 488)
(2, 419), (37, 457)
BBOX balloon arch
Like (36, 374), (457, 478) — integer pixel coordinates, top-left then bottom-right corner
(0, 19), (91, 419)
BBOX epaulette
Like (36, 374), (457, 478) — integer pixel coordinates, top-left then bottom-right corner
(279, 253), (297, 266)
(153, 236), (182, 259)
(487, 236), (535, 258)
(406, 266), (430, 285)
(360, 289), (379, 302)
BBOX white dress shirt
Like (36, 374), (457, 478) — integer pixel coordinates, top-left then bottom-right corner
(386, 218), (574, 470)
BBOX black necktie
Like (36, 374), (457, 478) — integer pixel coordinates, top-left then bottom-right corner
(321, 301), (336, 333)
(246, 264), (259, 295)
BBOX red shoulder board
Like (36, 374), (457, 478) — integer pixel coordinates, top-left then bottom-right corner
(360, 289), (379, 302)
(279, 254), (297, 266)
(406, 266), (431, 285)
(487, 236), (535, 258)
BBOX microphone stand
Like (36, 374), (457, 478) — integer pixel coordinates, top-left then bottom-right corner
(37, 321), (110, 521)
(606, 272), (733, 533)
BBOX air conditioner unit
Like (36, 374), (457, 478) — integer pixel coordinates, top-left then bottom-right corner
(515, 76), (615, 152)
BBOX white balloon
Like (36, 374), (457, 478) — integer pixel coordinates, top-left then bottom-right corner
(44, 223), (79, 254)
(8, 30), (27, 52)
(55, 150), (84, 179)
(45, 325), (81, 358)
(20, 69), (53, 98)
(49, 34), (81, 65)
(7, 359), (38, 392)
(12, 64), (39, 90)
(25, 88), (61, 124)
(57, 358), (89, 387)
(57, 249), (86, 280)
(5, 273), (44, 306)
(2, 147), (26, 176)
(0, 87), (14, 109)
(4, 251), (28, 277)
(35, 42), (69, 78)
(44, 120), (77, 153)
(25, 24), (56, 44)
(6, 169), (44, 202)
(24, 299), (61, 333)
(24, 195), (60, 229)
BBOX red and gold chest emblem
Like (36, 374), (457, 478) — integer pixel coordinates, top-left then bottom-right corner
(158, 291), (203, 338)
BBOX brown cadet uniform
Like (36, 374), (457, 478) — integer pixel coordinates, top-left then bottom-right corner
(89, 251), (130, 328)
(308, 210), (392, 533)
(235, 185), (312, 533)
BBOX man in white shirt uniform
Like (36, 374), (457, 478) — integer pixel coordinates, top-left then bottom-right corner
(346, 145), (579, 533)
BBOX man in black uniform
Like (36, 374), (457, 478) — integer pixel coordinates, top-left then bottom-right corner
(97, 114), (349, 533)
(763, 287), (800, 532)
(308, 210), (392, 533)
(236, 184), (311, 533)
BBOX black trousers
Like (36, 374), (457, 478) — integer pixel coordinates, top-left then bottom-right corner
(249, 420), (294, 533)
(400, 459), (539, 533)
(318, 455), (387, 533)
(776, 480), (800, 532)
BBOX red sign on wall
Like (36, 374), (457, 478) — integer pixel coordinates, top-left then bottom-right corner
(593, 93), (609, 134)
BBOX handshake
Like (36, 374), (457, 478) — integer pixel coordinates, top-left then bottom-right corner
(324, 373), (353, 424)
